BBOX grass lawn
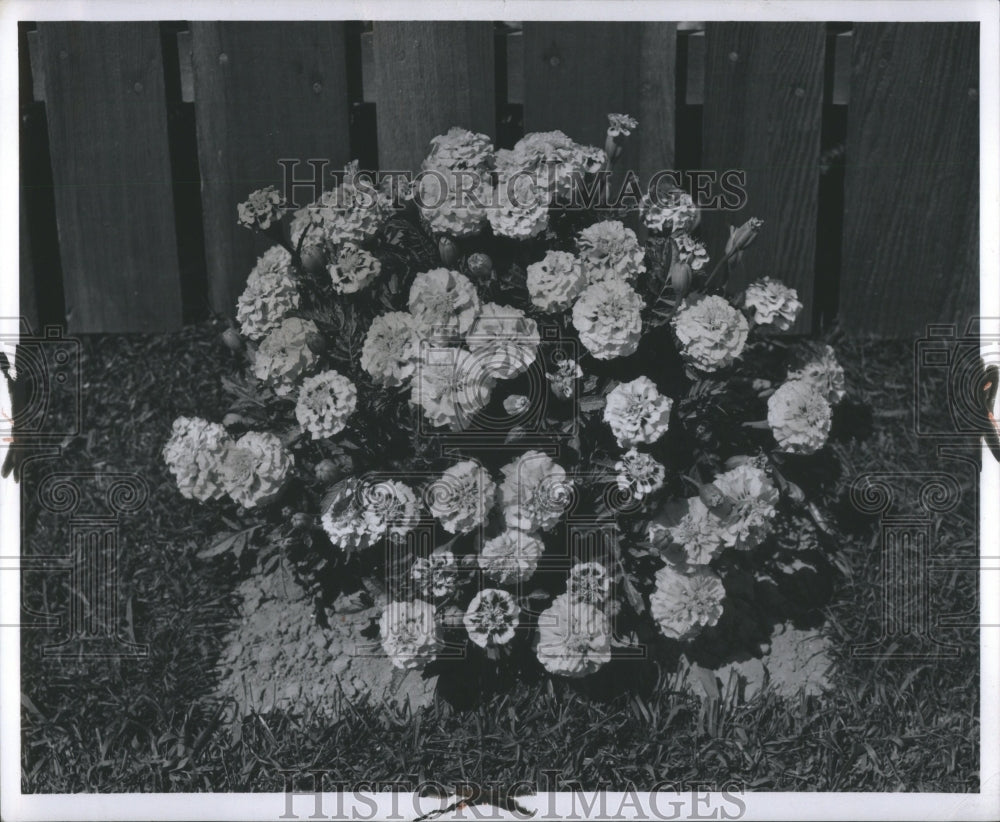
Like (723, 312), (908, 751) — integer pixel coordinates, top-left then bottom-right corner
(18, 322), (979, 793)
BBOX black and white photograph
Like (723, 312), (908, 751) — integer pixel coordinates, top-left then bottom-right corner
(1, 1), (998, 820)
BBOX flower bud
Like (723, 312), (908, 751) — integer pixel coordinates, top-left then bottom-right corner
(222, 412), (246, 428)
(503, 394), (530, 415)
(669, 258), (693, 300)
(299, 244), (326, 275)
(725, 217), (764, 266)
(315, 456), (352, 484)
(291, 512), (313, 530)
(221, 328), (243, 352)
(305, 332), (327, 355)
(698, 483), (734, 518)
(438, 235), (460, 266)
(723, 454), (753, 470)
(467, 252), (493, 280)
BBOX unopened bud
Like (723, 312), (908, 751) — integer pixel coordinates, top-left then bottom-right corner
(725, 217), (764, 265)
(669, 258), (693, 300)
(438, 235), (460, 266)
(467, 252), (493, 280)
(305, 332), (326, 355)
(299, 244), (326, 275)
(723, 454), (753, 470)
(222, 412), (245, 428)
(315, 456), (352, 484)
(221, 328), (243, 352)
(698, 483), (733, 518)
(291, 512), (313, 530)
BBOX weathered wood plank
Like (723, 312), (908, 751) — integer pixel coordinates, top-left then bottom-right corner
(372, 22), (495, 172)
(839, 23), (978, 336)
(638, 23), (677, 189)
(190, 22), (351, 315)
(36, 22), (182, 333)
(522, 23), (641, 165)
(701, 23), (827, 333)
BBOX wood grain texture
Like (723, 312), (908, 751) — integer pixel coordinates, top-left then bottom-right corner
(701, 23), (826, 333)
(522, 23), (641, 167)
(190, 22), (351, 315)
(37, 23), (182, 333)
(19, 184), (38, 333)
(839, 23), (978, 336)
(638, 23), (677, 187)
(372, 22), (495, 172)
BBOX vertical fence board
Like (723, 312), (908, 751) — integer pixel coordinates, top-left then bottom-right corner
(638, 23), (677, 188)
(36, 23), (182, 333)
(839, 23), (978, 336)
(701, 23), (826, 333)
(190, 22), (351, 316)
(522, 23), (641, 165)
(19, 186), (39, 333)
(372, 22), (495, 172)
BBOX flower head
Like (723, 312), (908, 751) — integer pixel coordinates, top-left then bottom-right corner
(576, 220), (646, 285)
(237, 186), (284, 230)
(294, 369), (357, 439)
(289, 162), (388, 249)
(411, 347), (495, 429)
(527, 251), (587, 314)
(641, 187), (699, 235)
(671, 295), (749, 372)
(361, 311), (422, 387)
(606, 113), (638, 138)
(787, 344), (846, 405)
(357, 479), (420, 543)
(218, 431), (294, 508)
(673, 233), (709, 271)
(604, 376), (673, 448)
(426, 460), (496, 535)
(615, 448), (666, 500)
(479, 530), (544, 585)
(744, 277), (803, 331)
(163, 417), (230, 501)
(500, 451), (574, 532)
(712, 462), (780, 550)
(767, 379), (832, 455)
(487, 172), (550, 240)
(571, 280), (644, 360)
(464, 588), (520, 648)
(422, 127), (495, 174)
(667, 497), (726, 565)
(251, 317), (320, 396)
(495, 131), (605, 202)
(408, 268), (481, 341)
(380, 599), (442, 669)
(416, 170), (488, 238)
(567, 562), (611, 606)
(236, 246), (300, 341)
(649, 564), (726, 641)
(411, 549), (457, 599)
(328, 244), (381, 294)
(466, 303), (540, 379)
(535, 593), (611, 677)
(547, 357), (583, 400)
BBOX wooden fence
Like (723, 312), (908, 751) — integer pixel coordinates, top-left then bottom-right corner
(19, 21), (979, 336)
